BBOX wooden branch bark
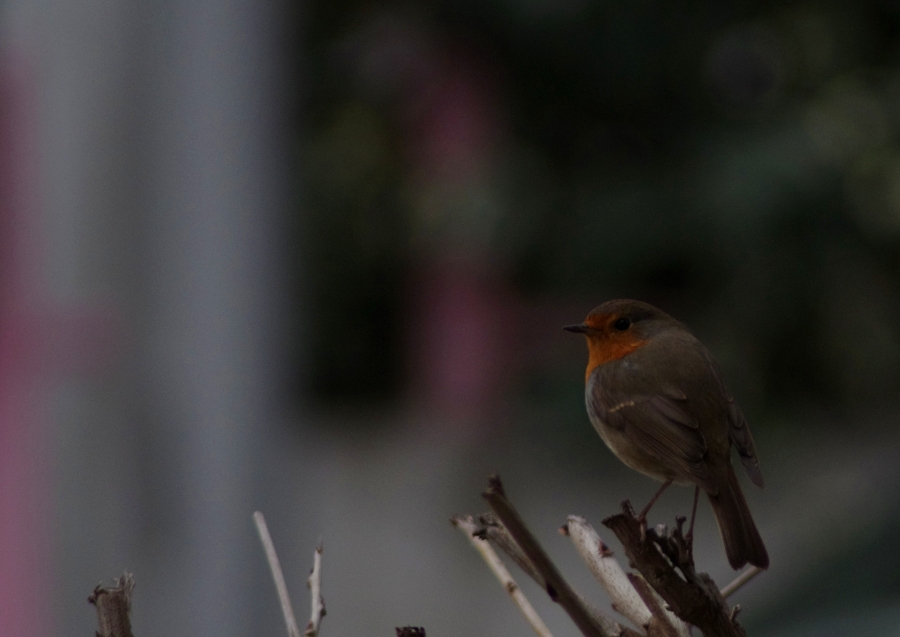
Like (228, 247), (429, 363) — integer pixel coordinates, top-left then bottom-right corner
(471, 512), (639, 637)
(626, 575), (684, 637)
(602, 501), (747, 637)
(452, 515), (556, 637)
(482, 476), (613, 637)
(88, 573), (135, 637)
(476, 512), (544, 584)
(563, 516), (689, 637)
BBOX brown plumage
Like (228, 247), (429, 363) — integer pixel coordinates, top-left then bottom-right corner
(565, 299), (768, 570)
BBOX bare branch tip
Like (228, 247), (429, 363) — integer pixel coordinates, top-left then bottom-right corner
(619, 500), (636, 517)
(485, 474), (506, 498)
(450, 514), (473, 528)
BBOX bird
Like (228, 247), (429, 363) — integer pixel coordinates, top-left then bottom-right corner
(565, 299), (768, 570)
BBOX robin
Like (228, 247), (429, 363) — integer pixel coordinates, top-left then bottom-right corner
(565, 299), (768, 569)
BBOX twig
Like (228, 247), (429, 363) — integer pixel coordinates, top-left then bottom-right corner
(253, 511), (302, 637)
(721, 566), (763, 599)
(305, 543), (326, 637)
(472, 512), (629, 636)
(482, 476), (612, 637)
(477, 493), (633, 636)
(476, 512), (544, 584)
(603, 501), (746, 637)
(88, 573), (135, 637)
(453, 515), (555, 637)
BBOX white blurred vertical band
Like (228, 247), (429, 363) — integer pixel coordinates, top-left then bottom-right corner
(147, 1), (288, 636)
(0, 0), (292, 635)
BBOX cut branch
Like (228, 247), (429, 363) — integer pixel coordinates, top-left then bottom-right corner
(305, 543), (326, 637)
(453, 514), (555, 637)
(482, 475), (613, 637)
(88, 573), (135, 637)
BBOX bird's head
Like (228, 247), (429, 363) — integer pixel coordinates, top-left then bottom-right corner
(564, 299), (677, 380)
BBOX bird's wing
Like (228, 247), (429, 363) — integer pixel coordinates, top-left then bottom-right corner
(697, 347), (766, 489)
(725, 394), (764, 488)
(589, 383), (717, 492)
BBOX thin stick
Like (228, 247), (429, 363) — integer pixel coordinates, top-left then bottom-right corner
(253, 512), (302, 637)
(453, 515), (556, 637)
(720, 566), (763, 599)
(305, 544), (326, 637)
(482, 476), (612, 637)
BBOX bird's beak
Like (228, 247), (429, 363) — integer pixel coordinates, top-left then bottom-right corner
(563, 323), (589, 333)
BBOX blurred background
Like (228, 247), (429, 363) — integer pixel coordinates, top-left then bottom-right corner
(1, 0), (900, 635)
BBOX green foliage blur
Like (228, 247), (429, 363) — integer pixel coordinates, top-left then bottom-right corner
(298, 0), (900, 418)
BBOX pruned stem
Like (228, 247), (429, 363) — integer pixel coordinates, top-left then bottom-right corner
(482, 476), (613, 637)
(453, 515), (555, 637)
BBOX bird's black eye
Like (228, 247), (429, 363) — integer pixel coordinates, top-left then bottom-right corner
(614, 317), (631, 331)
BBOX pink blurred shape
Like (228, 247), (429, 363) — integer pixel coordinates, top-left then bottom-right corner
(0, 60), (122, 637)
(0, 59), (48, 637)
(410, 68), (499, 180)
(409, 264), (514, 426)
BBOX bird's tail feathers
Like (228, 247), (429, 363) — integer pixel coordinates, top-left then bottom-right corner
(707, 466), (769, 570)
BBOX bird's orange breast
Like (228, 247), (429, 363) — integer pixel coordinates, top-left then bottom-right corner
(585, 336), (647, 382)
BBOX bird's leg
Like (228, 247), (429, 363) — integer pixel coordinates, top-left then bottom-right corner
(636, 478), (673, 540)
(685, 485), (700, 558)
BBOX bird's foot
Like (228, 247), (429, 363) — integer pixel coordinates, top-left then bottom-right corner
(672, 515), (695, 568)
(678, 515), (695, 562)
